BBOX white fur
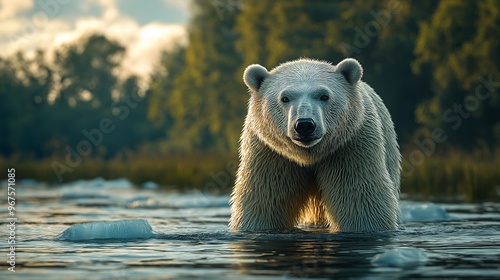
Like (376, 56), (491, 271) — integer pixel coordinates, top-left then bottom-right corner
(229, 58), (401, 232)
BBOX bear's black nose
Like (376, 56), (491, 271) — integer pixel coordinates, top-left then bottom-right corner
(295, 118), (316, 137)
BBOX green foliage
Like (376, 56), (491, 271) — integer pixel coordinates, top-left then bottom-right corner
(0, 34), (161, 159)
(413, 0), (500, 148)
(149, 0), (245, 154)
(0, 51), (54, 157)
(55, 34), (124, 107)
(233, 0), (437, 142)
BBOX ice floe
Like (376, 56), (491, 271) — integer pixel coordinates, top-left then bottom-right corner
(164, 192), (230, 208)
(59, 177), (134, 189)
(400, 202), (449, 223)
(371, 247), (428, 267)
(55, 219), (160, 241)
(140, 181), (159, 189)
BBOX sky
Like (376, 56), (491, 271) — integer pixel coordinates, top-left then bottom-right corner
(0, 0), (191, 79)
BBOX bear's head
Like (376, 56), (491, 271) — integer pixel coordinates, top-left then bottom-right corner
(243, 58), (365, 165)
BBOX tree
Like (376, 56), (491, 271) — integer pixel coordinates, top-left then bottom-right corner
(50, 34), (126, 157)
(413, 0), (500, 149)
(0, 51), (55, 157)
(236, 0), (344, 69)
(150, 0), (244, 154)
(54, 34), (125, 108)
(236, 0), (436, 143)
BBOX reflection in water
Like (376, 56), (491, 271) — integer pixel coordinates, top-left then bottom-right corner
(230, 230), (394, 278)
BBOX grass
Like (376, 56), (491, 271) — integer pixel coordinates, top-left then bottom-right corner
(0, 154), (237, 193)
(401, 148), (500, 202)
(1, 148), (499, 202)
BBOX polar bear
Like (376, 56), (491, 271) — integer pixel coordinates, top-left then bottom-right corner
(229, 58), (401, 232)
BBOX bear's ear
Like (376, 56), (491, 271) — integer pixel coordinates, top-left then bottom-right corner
(335, 58), (363, 85)
(243, 64), (270, 93)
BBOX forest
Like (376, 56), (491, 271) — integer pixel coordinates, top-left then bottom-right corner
(1, 0), (499, 200)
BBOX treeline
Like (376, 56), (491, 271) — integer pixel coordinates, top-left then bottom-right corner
(1, 1), (499, 173)
(0, 35), (162, 159)
(148, 0), (499, 155)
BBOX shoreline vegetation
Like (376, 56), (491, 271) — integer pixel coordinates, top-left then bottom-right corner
(400, 148), (500, 202)
(1, 148), (499, 202)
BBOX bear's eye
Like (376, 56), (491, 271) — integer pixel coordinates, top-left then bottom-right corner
(281, 96), (290, 103)
(320, 95), (329, 101)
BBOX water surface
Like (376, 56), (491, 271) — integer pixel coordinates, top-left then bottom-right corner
(2, 178), (500, 279)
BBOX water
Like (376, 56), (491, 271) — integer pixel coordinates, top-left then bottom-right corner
(2, 178), (500, 279)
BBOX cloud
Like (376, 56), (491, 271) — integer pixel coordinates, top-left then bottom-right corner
(98, 0), (119, 20)
(49, 15), (187, 80)
(0, 0), (33, 20)
(122, 22), (187, 79)
(0, 0), (188, 80)
(163, 0), (190, 11)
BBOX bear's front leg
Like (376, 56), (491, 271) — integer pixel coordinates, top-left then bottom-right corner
(316, 148), (400, 232)
(229, 134), (311, 231)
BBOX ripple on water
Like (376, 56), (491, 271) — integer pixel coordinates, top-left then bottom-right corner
(3, 179), (500, 279)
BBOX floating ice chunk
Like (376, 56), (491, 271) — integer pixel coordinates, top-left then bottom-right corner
(141, 181), (159, 189)
(55, 219), (158, 241)
(59, 177), (134, 189)
(400, 202), (449, 223)
(166, 192), (230, 208)
(371, 247), (428, 267)
(105, 178), (134, 188)
(59, 179), (130, 198)
(19, 178), (39, 186)
(59, 177), (106, 189)
(61, 192), (111, 199)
